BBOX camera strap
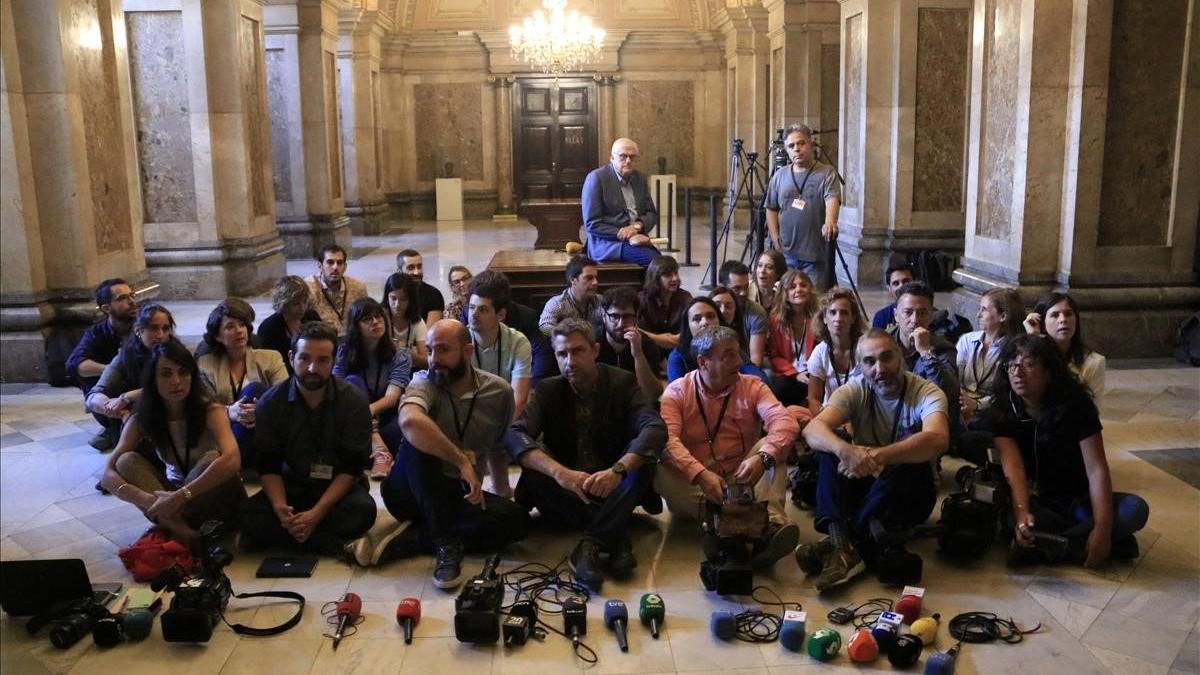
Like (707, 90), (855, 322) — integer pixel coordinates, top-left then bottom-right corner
(226, 590), (305, 637)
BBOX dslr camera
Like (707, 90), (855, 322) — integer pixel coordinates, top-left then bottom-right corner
(454, 555), (504, 644)
(157, 521), (234, 642)
(700, 483), (768, 596)
(936, 459), (1010, 559)
(26, 597), (110, 649)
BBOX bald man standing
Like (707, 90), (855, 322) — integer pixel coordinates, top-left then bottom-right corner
(581, 138), (661, 267)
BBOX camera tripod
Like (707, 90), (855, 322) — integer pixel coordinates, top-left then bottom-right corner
(810, 129), (866, 320)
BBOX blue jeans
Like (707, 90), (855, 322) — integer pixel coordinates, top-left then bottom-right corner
(344, 375), (403, 452)
(231, 381), (268, 466)
(1027, 492), (1149, 544)
(814, 451), (936, 542)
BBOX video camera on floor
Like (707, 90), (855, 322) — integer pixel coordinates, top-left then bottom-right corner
(455, 555), (504, 644)
(936, 459), (1010, 560)
(700, 483), (768, 595)
(156, 521), (234, 643)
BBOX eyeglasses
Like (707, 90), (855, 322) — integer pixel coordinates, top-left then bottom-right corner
(450, 276), (471, 286)
(1004, 359), (1040, 373)
(363, 315), (386, 324)
(605, 311), (637, 323)
(111, 293), (134, 303)
(615, 153), (639, 161)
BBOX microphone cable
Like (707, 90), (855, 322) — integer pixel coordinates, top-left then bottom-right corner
(728, 586), (804, 644)
(947, 611), (1041, 645)
(499, 558), (598, 664)
(320, 599), (365, 640)
(827, 597), (894, 629)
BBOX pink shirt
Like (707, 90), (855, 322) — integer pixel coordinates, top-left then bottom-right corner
(661, 371), (799, 483)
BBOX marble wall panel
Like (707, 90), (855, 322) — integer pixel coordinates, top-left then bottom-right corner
(265, 49), (292, 203)
(628, 80), (695, 176)
(239, 16), (271, 217)
(324, 51), (342, 200)
(413, 83), (483, 182)
(976, 0), (1018, 239)
(820, 42), (839, 165)
(126, 11), (196, 224)
(913, 7), (969, 213)
(1097, 0), (1187, 247)
(70, 0), (133, 253)
(372, 71), (383, 190)
(843, 13), (862, 209)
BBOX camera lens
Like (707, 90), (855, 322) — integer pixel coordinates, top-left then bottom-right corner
(48, 613), (93, 649)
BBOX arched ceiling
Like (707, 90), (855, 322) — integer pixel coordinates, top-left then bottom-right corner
(377, 0), (722, 33)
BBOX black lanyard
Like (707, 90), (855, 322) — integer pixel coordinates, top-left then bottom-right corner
(828, 343), (852, 387)
(320, 282), (348, 322)
(788, 165), (814, 203)
(288, 381), (337, 465)
(790, 321), (807, 361)
(867, 378), (911, 446)
(164, 422), (191, 476)
(392, 320), (416, 350)
(368, 356), (387, 400)
(473, 328), (502, 374)
(693, 375), (742, 469)
(443, 381), (479, 444)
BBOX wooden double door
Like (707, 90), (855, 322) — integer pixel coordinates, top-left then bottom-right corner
(513, 78), (598, 202)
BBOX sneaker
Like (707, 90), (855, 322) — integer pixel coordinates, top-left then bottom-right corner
(89, 432), (113, 452)
(1006, 540), (1049, 567)
(815, 542), (865, 592)
(1110, 535), (1140, 560)
(369, 448), (393, 480)
(607, 537), (638, 577)
(752, 522), (801, 569)
(569, 539), (604, 591)
(345, 518), (417, 567)
(433, 541), (465, 590)
(795, 537), (836, 576)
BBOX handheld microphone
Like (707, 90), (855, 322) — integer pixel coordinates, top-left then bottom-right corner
(604, 600), (629, 652)
(888, 633), (924, 668)
(896, 586), (925, 625)
(848, 628), (879, 662)
(871, 610), (905, 654)
(122, 596), (162, 642)
(779, 610), (807, 652)
(807, 627), (842, 661)
(563, 598), (587, 646)
(395, 597), (421, 644)
(332, 592), (362, 650)
(710, 610), (735, 640)
(911, 613), (941, 645)
(924, 643), (959, 675)
(638, 593), (665, 639)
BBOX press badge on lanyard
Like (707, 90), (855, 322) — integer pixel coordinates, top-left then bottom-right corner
(792, 198), (807, 211)
(310, 463), (334, 480)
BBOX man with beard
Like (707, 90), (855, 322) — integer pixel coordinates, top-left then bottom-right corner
(396, 249), (445, 324)
(887, 281), (962, 438)
(366, 320), (531, 587)
(595, 286), (663, 402)
(582, 138), (661, 266)
(765, 124), (842, 286)
(241, 322), (378, 554)
(538, 254), (602, 335)
(506, 319), (666, 590)
(798, 329), (949, 591)
(307, 244), (368, 336)
(67, 278), (138, 450)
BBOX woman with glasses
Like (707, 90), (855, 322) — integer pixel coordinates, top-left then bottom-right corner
(991, 335), (1147, 567)
(445, 265), (472, 324)
(383, 272), (429, 370)
(335, 298), (413, 479)
(1023, 292), (1106, 405)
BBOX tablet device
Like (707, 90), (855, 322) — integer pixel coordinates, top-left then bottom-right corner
(255, 556), (318, 578)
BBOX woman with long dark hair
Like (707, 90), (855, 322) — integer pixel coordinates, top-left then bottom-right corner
(87, 304), (178, 423)
(334, 297), (412, 478)
(990, 335), (1147, 567)
(1023, 292), (1106, 404)
(806, 287), (867, 415)
(99, 341), (245, 543)
(956, 287), (1024, 423)
(383, 272), (429, 370)
(766, 269), (818, 406)
(751, 249), (788, 311)
(638, 255), (692, 350)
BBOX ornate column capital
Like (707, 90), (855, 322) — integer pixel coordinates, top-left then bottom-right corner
(486, 74), (516, 87)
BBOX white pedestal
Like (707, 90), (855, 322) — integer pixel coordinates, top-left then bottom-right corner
(649, 174), (678, 219)
(435, 178), (463, 221)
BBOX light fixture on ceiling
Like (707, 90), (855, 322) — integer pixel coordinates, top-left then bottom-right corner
(509, 0), (605, 75)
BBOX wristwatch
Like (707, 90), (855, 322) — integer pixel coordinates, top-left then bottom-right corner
(611, 460), (628, 476)
(757, 451), (776, 470)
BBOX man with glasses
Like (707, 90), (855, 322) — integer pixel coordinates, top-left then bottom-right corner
(595, 286), (662, 402)
(67, 278), (137, 450)
(582, 138), (660, 266)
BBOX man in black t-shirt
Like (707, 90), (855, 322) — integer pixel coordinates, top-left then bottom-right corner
(396, 249), (446, 324)
(594, 286), (662, 402)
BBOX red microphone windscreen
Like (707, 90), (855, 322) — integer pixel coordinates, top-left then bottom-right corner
(396, 597), (421, 624)
(895, 595), (921, 625)
(337, 592), (363, 617)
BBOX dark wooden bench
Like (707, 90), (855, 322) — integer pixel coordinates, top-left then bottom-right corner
(518, 199), (583, 250)
(487, 249), (644, 313)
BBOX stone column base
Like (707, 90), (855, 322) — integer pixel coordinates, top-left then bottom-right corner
(346, 198), (389, 236)
(835, 226), (965, 291)
(146, 232), (287, 299)
(278, 213), (352, 260)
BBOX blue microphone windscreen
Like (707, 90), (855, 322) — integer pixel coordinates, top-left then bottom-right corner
(604, 601), (629, 625)
(711, 611), (736, 640)
(780, 610), (806, 652)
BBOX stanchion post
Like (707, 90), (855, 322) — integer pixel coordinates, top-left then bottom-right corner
(681, 187), (697, 266)
(654, 178), (662, 238)
(664, 183), (678, 252)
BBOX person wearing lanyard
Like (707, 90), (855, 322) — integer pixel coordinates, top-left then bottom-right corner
(767, 269), (819, 406)
(198, 300), (288, 469)
(764, 124), (842, 286)
(953, 287), (1025, 465)
(799, 329), (950, 592)
(806, 287), (867, 415)
(466, 271), (533, 499)
(334, 298), (413, 480)
(538, 254), (602, 336)
(362, 320), (532, 583)
(100, 341), (245, 544)
(887, 281), (963, 439)
(383, 272), (429, 370)
(658, 325), (802, 570)
(306, 244), (368, 336)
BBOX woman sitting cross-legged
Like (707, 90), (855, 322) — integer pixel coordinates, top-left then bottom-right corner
(100, 341), (246, 543)
(334, 297), (413, 479)
(991, 334), (1148, 567)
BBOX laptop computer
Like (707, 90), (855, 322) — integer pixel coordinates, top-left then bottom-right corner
(0, 559), (102, 616)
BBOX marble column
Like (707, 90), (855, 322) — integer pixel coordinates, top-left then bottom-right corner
(1, 0), (154, 383)
(716, 6), (771, 150)
(489, 74), (515, 217)
(264, 0), (349, 260)
(836, 0), (972, 288)
(765, 0), (839, 152)
(952, 0), (1200, 358)
(337, 10), (387, 235)
(126, 0), (286, 299)
(596, 74), (618, 165)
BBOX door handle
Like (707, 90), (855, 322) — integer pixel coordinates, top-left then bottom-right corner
(551, 161), (558, 173)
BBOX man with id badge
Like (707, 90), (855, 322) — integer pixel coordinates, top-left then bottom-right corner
(241, 322), (377, 555)
(764, 124), (842, 286)
(798, 329), (950, 591)
(374, 320), (532, 588)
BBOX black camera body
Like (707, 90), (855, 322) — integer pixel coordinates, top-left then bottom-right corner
(159, 521), (234, 643)
(700, 484), (766, 596)
(937, 462), (1011, 559)
(455, 555), (504, 644)
(27, 598), (110, 650)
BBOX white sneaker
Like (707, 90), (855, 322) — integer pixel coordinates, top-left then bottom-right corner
(347, 515), (414, 567)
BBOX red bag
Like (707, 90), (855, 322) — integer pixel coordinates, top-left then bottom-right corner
(118, 528), (195, 582)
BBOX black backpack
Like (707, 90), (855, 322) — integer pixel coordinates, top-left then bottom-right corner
(1174, 312), (1200, 366)
(907, 250), (958, 291)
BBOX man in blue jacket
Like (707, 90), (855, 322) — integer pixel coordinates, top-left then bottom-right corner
(581, 138), (660, 266)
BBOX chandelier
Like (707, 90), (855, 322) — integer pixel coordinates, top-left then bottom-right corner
(509, 0), (605, 75)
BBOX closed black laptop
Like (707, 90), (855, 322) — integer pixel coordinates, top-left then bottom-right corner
(0, 559), (95, 616)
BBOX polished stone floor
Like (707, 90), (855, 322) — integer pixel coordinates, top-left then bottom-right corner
(1, 218), (1198, 674)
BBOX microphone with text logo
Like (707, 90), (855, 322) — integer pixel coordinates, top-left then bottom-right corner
(779, 610), (806, 652)
(604, 600), (629, 652)
(563, 598), (587, 648)
(395, 597), (421, 644)
(638, 593), (665, 639)
(331, 593), (362, 651)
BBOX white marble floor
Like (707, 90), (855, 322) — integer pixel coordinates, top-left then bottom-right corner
(2, 218), (1198, 674)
